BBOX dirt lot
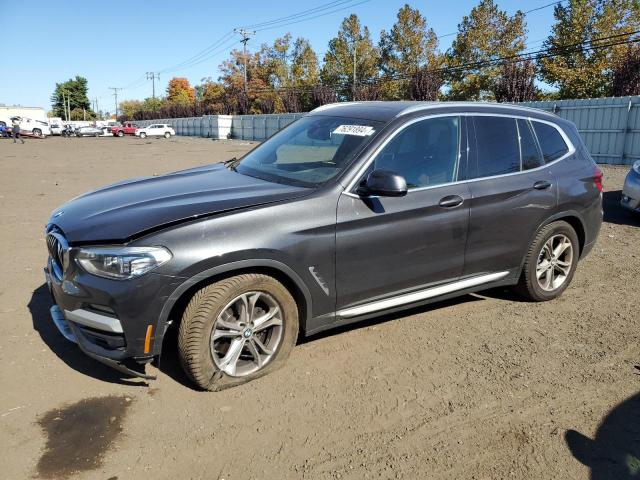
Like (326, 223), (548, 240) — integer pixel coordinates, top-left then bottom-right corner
(1, 135), (639, 480)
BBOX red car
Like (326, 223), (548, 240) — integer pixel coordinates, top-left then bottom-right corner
(111, 122), (139, 137)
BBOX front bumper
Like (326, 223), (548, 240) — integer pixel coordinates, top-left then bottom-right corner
(621, 169), (640, 212)
(44, 257), (182, 379)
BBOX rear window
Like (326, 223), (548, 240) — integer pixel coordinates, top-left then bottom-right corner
(532, 122), (569, 163)
(473, 116), (520, 177)
(518, 119), (544, 170)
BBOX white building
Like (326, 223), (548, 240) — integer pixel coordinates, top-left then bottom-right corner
(0, 105), (47, 121)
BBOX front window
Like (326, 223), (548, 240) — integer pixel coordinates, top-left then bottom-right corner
(372, 116), (461, 189)
(235, 115), (383, 187)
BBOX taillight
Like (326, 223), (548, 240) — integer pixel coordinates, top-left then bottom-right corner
(593, 166), (603, 192)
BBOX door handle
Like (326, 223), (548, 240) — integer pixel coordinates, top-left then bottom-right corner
(439, 195), (464, 208)
(533, 180), (552, 190)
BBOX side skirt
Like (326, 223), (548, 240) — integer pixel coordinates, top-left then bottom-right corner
(305, 271), (515, 337)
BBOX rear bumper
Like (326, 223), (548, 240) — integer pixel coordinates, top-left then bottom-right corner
(621, 169), (640, 212)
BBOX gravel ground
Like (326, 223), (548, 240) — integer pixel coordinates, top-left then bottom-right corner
(0, 135), (638, 480)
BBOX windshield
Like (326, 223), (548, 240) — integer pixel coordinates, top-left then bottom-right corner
(234, 115), (383, 187)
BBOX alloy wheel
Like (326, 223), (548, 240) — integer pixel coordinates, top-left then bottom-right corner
(536, 234), (574, 292)
(210, 291), (283, 377)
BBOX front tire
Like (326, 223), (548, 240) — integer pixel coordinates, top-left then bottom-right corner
(164, 132), (171, 138)
(33, 128), (42, 137)
(177, 274), (299, 391)
(117, 130), (124, 137)
(140, 132), (147, 138)
(515, 220), (579, 301)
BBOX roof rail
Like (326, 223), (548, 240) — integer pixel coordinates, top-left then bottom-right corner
(396, 101), (559, 118)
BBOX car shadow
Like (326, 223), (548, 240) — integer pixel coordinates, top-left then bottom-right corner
(301, 293), (484, 344)
(603, 190), (640, 227)
(29, 284), (148, 387)
(565, 386), (640, 479)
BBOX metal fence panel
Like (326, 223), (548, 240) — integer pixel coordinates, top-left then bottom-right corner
(521, 96), (639, 165)
(126, 98), (639, 165)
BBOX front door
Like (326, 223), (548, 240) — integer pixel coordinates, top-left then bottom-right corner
(336, 115), (470, 312)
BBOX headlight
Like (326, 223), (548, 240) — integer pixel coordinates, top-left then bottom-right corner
(75, 246), (172, 280)
(633, 160), (640, 175)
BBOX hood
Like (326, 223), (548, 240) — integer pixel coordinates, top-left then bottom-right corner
(49, 163), (309, 243)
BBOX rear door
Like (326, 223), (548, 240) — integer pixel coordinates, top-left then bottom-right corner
(463, 115), (557, 276)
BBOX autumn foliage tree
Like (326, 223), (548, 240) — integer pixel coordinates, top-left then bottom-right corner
(492, 60), (539, 102)
(612, 45), (640, 96)
(166, 77), (196, 105)
(447, 0), (527, 100)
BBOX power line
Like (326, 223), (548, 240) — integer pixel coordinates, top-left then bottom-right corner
(242, 0), (360, 29)
(158, 31), (235, 74)
(236, 30), (640, 95)
(253, 0), (371, 32)
(436, 0), (565, 40)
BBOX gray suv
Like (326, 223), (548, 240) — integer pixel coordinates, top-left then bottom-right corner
(44, 102), (603, 390)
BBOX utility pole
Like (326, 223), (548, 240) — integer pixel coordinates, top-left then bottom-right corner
(146, 72), (160, 99)
(352, 38), (358, 101)
(109, 87), (121, 118)
(94, 97), (100, 118)
(234, 28), (255, 94)
(60, 91), (67, 121)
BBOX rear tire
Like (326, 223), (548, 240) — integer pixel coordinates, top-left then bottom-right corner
(33, 128), (42, 137)
(514, 220), (579, 301)
(117, 130), (124, 137)
(177, 274), (299, 391)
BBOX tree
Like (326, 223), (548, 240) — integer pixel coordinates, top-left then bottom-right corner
(612, 44), (640, 95)
(166, 77), (195, 106)
(50, 76), (95, 120)
(379, 4), (442, 99)
(492, 60), (539, 102)
(410, 66), (444, 101)
(118, 100), (144, 120)
(321, 14), (380, 100)
(312, 85), (338, 107)
(539, 0), (640, 99)
(196, 78), (226, 114)
(446, 0), (527, 100)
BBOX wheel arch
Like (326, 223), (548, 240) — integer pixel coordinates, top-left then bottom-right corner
(519, 210), (587, 275)
(154, 259), (313, 355)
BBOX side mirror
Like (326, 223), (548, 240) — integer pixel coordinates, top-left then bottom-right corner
(358, 169), (408, 197)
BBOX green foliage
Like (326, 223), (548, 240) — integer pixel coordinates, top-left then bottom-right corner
(379, 4), (442, 99)
(446, 0), (527, 100)
(50, 76), (95, 120)
(321, 14), (380, 99)
(111, 1), (640, 119)
(539, 0), (640, 98)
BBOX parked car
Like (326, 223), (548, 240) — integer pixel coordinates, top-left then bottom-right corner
(111, 122), (139, 137)
(3, 116), (51, 137)
(135, 123), (175, 139)
(75, 126), (102, 137)
(44, 102), (603, 390)
(621, 160), (640, 214)
(49, 123), (64, 135)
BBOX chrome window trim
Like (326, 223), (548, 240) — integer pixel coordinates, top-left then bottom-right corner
(342, 112), (576, 199)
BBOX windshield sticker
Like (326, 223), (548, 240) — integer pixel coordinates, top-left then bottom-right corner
(332, 125), (375, 137)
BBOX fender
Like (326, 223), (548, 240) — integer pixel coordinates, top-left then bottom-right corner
(152, 259), (314, 354)
(517, 209), (588, 274)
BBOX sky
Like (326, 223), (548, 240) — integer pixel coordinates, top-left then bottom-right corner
(0, 0), (558, 114)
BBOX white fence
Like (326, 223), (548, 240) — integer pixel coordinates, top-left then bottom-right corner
(133, 113), (303, 140)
